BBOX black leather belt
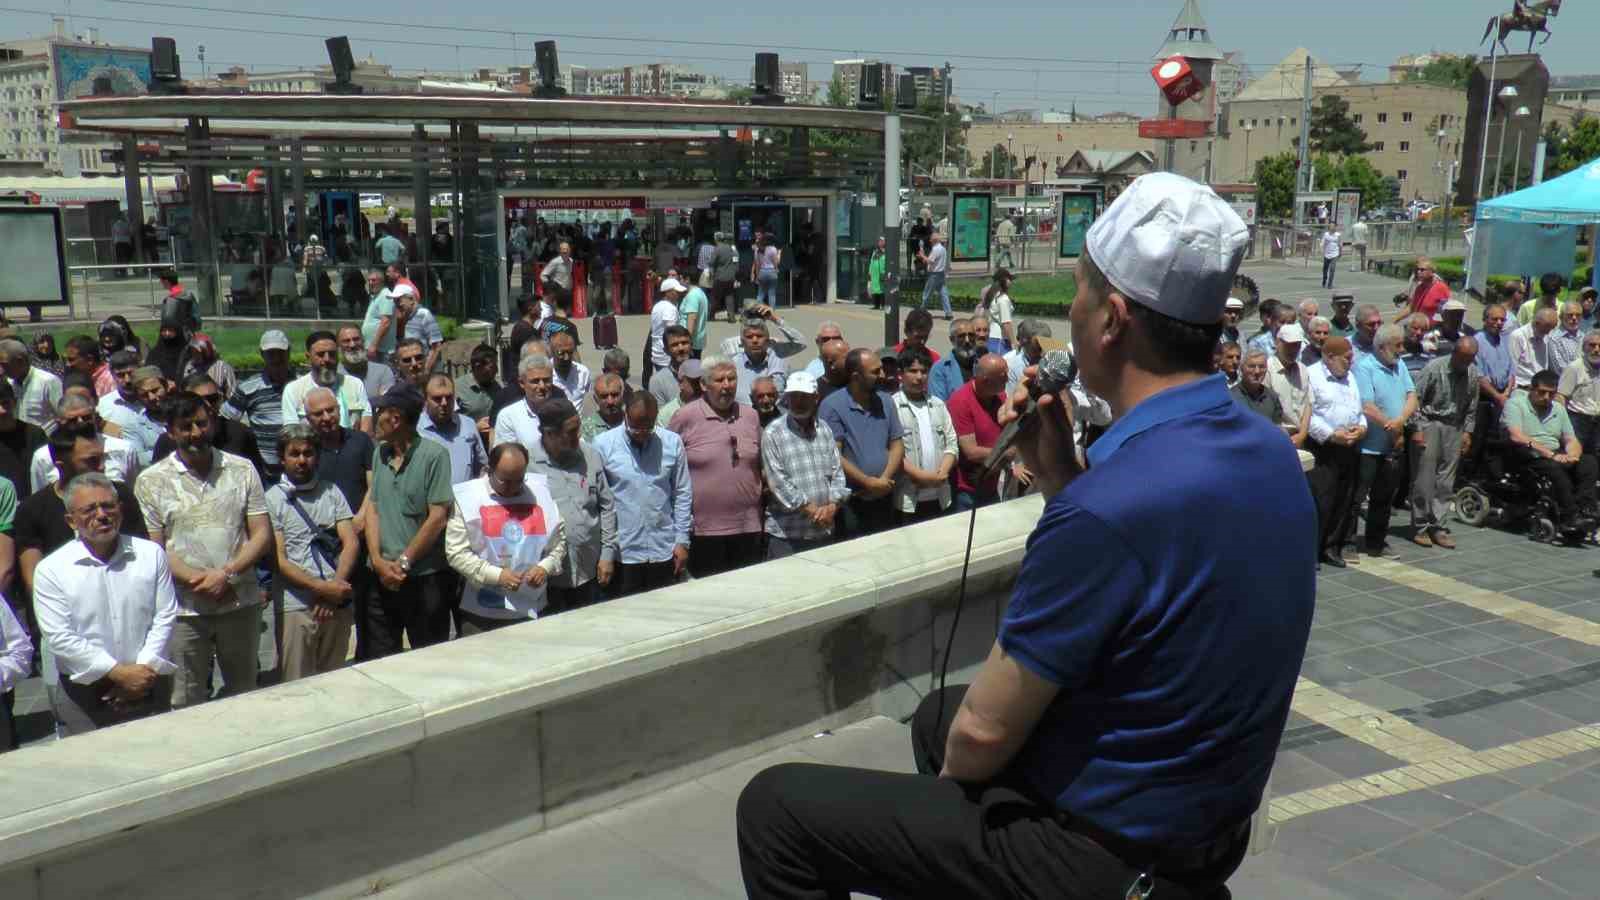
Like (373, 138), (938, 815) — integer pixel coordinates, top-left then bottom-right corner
(1066, 814), (1251, 877)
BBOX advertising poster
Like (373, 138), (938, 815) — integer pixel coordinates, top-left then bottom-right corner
(1058, 192), (1098, 258)
(51, 45), (152, 100)
(949, 192), (992, 262)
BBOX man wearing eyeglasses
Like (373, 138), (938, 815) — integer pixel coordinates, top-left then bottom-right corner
(592, 391), (691, 597)
(34, 472), (177, 736)
(930, 317), (982, 403)
(1396, 257), (1451, 324)
(665, 354), (762, 578)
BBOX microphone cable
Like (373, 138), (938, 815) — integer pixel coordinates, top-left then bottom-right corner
(933, 499), (983, 743)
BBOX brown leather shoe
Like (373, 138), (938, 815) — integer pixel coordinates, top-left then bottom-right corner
(1412, 530), (1433, 548)
(1432, 530), (1457, 549)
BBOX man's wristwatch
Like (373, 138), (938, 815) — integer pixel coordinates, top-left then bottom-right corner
(396, 554), (412, 574)
(224, 567), (242, 586)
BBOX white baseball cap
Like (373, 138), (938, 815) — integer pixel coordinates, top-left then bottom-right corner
(1224, 296), (1244, 310)
(389, 282), (417, 299)
(658, 277), (687, 294)
(1442, 298), (1467, 312)
(1277, 323), (1307, 345)
(783, 372), (819, 395)
(1084, 172), (1249, 324)
(259, 329), (291, 352)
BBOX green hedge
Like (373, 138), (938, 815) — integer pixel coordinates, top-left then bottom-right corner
(949, 295), (1069, 318)
(33, 315), (461, 375)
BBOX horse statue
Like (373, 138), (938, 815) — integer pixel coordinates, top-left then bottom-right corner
(1482, 0), (1563, 54)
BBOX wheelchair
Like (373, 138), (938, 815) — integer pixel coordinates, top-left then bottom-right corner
(1453, 441), (1595, 544)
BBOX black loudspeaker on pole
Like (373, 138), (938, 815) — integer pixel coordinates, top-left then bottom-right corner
(535, 40), (565, 97)
(323, 36), (363, 94)
(752, 53), (783, 105)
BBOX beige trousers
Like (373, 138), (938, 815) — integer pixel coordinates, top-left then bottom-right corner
(279, 606), (355, 681)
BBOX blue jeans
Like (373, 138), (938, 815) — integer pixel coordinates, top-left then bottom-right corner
(757, 271), (779, 305)
(921, 271), (951, 316)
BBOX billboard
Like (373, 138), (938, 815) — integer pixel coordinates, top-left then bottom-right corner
(51, 44), (152, 101)
(1058, 192), (1098, 258)
(0, 207), (70, 310)
(948, 192), (991, 263)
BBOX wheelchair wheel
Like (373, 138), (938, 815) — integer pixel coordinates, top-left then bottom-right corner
(1532, 517), (1558, 543)
(1454, 486), (1491, 527)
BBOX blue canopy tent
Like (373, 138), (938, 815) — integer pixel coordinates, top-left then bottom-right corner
(1468, 156), (1600, 295)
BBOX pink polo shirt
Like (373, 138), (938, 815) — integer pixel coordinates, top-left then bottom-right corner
(667, 398), (763, 536)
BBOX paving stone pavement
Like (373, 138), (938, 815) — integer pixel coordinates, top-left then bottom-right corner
(358, 499), (1600, 899)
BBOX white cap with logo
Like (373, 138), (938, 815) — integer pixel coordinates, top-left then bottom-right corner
(1084, 172), (1250, 325)
(1277, 323), (1307, 345)
(783, 372), (819, 395)
(259, 329), (291, 352)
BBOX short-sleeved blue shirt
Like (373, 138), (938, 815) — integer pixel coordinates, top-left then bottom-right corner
(1000, 374), (1316, 848)
(1354, 354), (1416, 456)
(818, 388), (904, 480)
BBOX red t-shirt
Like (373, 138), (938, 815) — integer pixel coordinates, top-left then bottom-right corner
(947, 381), (1003, 497)
(894, 341), (941, 364)
(1409, 277), (1450, 320)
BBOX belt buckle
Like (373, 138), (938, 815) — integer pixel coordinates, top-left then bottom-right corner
(1124, 871), (1155, 900)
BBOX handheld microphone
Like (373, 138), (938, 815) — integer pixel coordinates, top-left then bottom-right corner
(980, 349), (1075, 480)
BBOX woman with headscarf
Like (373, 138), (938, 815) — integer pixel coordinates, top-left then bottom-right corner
(145, 311), (189, 384)
(29, 333), (62, 377)
(178, 332), (237, 400)
(100, 315), (144, 362)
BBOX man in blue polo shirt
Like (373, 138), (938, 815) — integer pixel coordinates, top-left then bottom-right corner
(737, 173), (1316, 899)
(1349, 324), (1416, 557)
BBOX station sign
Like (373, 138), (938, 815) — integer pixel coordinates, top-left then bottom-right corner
(1137, 118), (1211, 140)
(505, 197), (647, 211)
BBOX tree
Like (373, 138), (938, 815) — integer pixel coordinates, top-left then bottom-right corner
(1402, 55), (1477, 89)
(1254, 152), (1298, 219)
(979, 143), (1021, 179)
(1313, 154), (1389, 211)
(725, 85), (754, 104)
(901, 95), (967, 177)
(824, 75), (850, 109)
(1544, 113), (1600, 180)
(1308, 96), (1372, 156)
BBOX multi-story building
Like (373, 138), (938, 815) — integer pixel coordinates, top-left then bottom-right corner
(777, 62), (808, 100)
(831, 59), (891, 104)
(246, 58), (419, 94)
(568, 63), (723, 98)
(0, 25), (148, 175)
(965, 121), (1153, 183)
(1213, 51), (1249, 104)
(903, 66), (949, 105)
(1550, 74), (1600, 113)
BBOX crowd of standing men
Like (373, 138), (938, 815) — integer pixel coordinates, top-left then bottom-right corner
(0, 248), (1074, 746)
(1215, 259), (1600, 569)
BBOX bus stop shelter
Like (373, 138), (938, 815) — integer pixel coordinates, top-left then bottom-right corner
(57, 92), (908, 325)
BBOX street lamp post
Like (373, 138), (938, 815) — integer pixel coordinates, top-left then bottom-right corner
(938, 62), (952, 171)
(1510, 105), (1531, 192)
(1491, 85), (1519, 198)
(1242, 122), (1254, 181)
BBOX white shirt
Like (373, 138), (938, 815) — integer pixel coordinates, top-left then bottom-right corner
(1267, 356), (1310, 430)
(30, 435), (138, 493)
(1306, 361), (1364, 443)
(33, 535), (179, 684)
(13, 366), (62, 432)
(492, 398), (542, 452)
(1350, 221), (1369, 244)
(907, 401), (940, 501)
(649, 300), (679, 366)
(1509, 327), (1553, 387)
(988, 292), (1014, 340)
(0, 598), (31, 694)
(925, 243), (948, 274)
(281, 372), (370, 430)
(1003, 348), (1032, 396)
(553, 362), (593, 407)
(1321, 231), (1341, 259)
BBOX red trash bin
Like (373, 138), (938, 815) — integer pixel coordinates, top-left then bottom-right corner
(571, 260), (588, 319)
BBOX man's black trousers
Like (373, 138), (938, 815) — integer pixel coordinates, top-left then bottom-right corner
(736, 686), (1245, 899)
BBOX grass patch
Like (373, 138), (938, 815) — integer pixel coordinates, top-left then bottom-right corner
(25, 317), (459, 371)
(946, 272), (1075, 316)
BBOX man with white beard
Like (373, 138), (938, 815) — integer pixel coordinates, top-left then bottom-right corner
(336, 326), (396, 424)
(283, 330), (372, 433)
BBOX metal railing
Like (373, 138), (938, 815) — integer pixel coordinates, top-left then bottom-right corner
(1247, 221), (1468, 267)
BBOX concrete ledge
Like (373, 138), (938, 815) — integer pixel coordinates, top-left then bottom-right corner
(0, 495), (1041, 898)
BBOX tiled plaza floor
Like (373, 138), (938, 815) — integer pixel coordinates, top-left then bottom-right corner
(360, 506), (1600, 899)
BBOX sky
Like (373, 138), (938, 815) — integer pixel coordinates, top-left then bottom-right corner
(16, 0), (1600, 115)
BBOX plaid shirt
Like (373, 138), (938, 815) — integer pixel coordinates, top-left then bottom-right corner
(761, 414), (851, 541)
